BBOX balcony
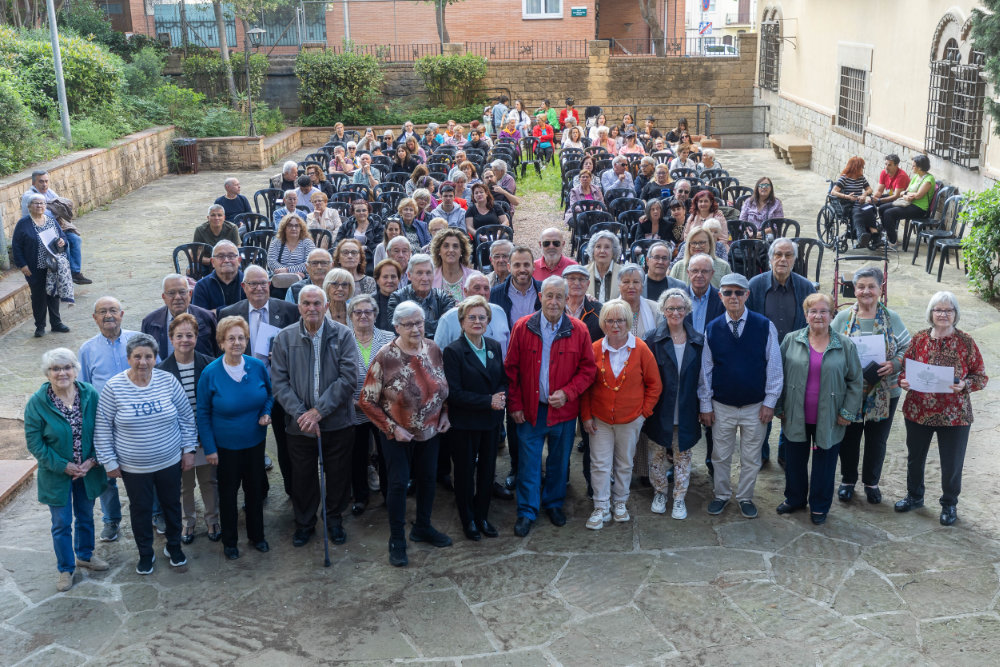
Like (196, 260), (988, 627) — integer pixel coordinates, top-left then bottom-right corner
(725, 12), (752, 26)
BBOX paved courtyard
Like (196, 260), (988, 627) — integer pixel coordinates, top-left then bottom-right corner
(1, 148), (999, 665)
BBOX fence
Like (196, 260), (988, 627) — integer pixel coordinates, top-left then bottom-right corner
(326, 42), (443, 63)
(152, 1), (325, 49)
(608, 37), (739, 58)
(465, 40), (589, 61)
(154, 4), (236, 49)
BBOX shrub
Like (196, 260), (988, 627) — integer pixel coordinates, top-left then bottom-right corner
(182, 51), (268, 103)
(59, 3), (164, 60)
(295, 45), (384, 125)
(188, 106), (245, 138)
(961, 185), (1000, 300)
(0, 76), (33, 174)
(253, 102), (286, 136)
(70, 117), (120, 149)
(414, 53), (487, 106)
(300, 100), (486, 128)
(123, 46), (165, 97)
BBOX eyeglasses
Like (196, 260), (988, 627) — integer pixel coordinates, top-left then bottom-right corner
(352, 309), (375, 317)
(491, 253), (510, 261)
(329, 282), (352, 288)
(464, 314), (488, 322)
(397, 320), (424, 329)
(214, 253), (238, 261)
(720, 289), (746, 297)
(649, 254), (670, 262)
(605, 318), (628, 327)
(932, 308), (955, 315)
(541, 240), (562, 248)
(664, 306), (686, 313)
(164, 290), (188, 298)
(340, 249), (360, 257)
(689, 241), (709, 247)
(676, 189), (690, 194)
(49, 365), (74, 373)
(308, 260), (332, 267)
(758, 183), (772, 189)
(244, 281), (269, 289)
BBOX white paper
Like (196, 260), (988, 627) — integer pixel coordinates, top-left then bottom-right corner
(851, 335), (886, 368)
(253, 322), (281, 362)
(905, 359), (955, 394)
(37, 227), (59, 256)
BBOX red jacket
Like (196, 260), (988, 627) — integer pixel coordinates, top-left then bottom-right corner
(532, 123), (555, 149)
(505, 312), (597, 427)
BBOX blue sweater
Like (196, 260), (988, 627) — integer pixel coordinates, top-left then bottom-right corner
(196, 355), (273, 454)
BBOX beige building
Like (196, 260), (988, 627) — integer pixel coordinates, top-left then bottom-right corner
(755, 1), (995, 192)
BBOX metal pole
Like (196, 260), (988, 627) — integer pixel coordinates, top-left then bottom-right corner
(245, 32), (257, 137)
(45, 0), (71, 147)
(342, 0), (351, 42)
(0, 209), (9, 271)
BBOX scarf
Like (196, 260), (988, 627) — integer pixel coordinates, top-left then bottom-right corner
(843, 302), (897, 421)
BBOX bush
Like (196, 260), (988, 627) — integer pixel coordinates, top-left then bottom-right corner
(59, 3), (165, 61)
(70, 116), (121, 149)
(414, 53), (487, 106)
(0, 76), (33, 174)
(123, 46), (165, 97)
(961, 185), (1000, 300)
(295, 46), (384, 125)
(253, 102), (286, 136)
(300, 100), (486, 128)
(182, 51), (268, 102)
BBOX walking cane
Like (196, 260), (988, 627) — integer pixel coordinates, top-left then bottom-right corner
(315, 431), (331, 567)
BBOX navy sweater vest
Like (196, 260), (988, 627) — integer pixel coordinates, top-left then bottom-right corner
(706, 310), (768, 407)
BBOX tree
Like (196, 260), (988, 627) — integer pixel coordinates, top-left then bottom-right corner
(970, 3), (1000, 134)
(638, 0), (666, 57)
(208, 0), (288, 110)
(423, 0), (465, 44)
(211, 0), (240, 108)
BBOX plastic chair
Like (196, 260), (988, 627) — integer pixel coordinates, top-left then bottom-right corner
(628, 239), (658, 265)
(700, 168), (729, 181)
(346, 183), (372, 200)
(709, 176), (740, 195)
(928, 216), (969, 282)
(304, 153), (329, 171)
(651, 150), (674, 165)
(472, 224), (515, 271)
(308, 228), (334, 249)
(233, 213), (272, 234)
(670, 167), (698, 181)
(172, 243), (214, 280)
(573, 210), (615, 254)
(237, 246), (267, 271)
(790, 237), (824, 286)
(327, 173), (349, 192)
(913, 195), (964, 270)
(384, 172), (410, 186)
(254, 188), (283, 219)
(901, 184), (957, 251)
(242, 230), (275, 253)
(728, 220), (759, 242)
(728, 239), (769, 279)
(374, 182), (404, 197)
(764, 218), (801, 239)
(603, 188), (635, 206)
(610, 197), (644, 218)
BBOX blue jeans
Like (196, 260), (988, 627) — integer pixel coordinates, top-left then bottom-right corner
(65, 231), (82, 274)
(515, 404), (575, 520)
(49, 478), (95, 573)
(761, 421), (787, 461)
(99, 478), (122, 525)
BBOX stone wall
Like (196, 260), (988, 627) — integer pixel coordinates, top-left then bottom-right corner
(0, 126), (175, 242)
(197, 127), (306, 172)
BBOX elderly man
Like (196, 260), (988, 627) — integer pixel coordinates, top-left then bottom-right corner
(685, 254), (725, 335)
(673, 179), (693, 212)
(564, 263), (603, 496)
(220, 265), (300, 493)
(601, 155), (635, 194)
(505, 276), (596, 537)
(271, 285), (359, 547)
(193, 204), (241, 268)
(214, 177), (252, 220)
(352, 153), (380, 188)
(272, 160), (299, 192)
(430, 184), (466, 229)
(486, 239), (514, 288)
(698, 273), (783, 519)
(386, 236), (411, 287)
(434, 272), (510, 358)
(387, 254), (456, 337)
(533, 228), (577, 281)
(286, 249), (334, 304)
(21, 170), (91, 284)
(482, 167), (521, 209)
(490, 160), (518, 209)
(142, 273), (218, 357)
(748, 238), (815, 466)
(644, 241), (686, 301)
(79, 296), (142, 542)
(192, 241), (245, 314)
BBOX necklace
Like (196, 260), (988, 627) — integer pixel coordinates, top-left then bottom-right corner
(598, 351), (630, 392)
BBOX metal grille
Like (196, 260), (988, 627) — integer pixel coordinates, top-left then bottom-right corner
(465, 40), (588, 60)
(326, 42), (442, 63)
(924, 48), (985, 169)
(924, 53), (955, 159)
(758, 22), (779, 91)
(836, 66), (866, 135)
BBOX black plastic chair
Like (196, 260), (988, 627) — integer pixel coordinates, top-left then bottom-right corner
(700, 168), (729, 181)
(173, 243), (213, 280)
(670, 167), (697, 181)
(901, 184), (957, 251)
(588, 222), (630, 262)
(233, 212), (272, 234)
(765, 218), (801, 239)
(573, 210), (615, 253)
(243, 230), (275, 253)
(346, 183), (372, 200)
(377, 191), (404, 214)
(327, 173), (349, 192)
(628, 239), (658, 265)
(709, 176), (740, 195)
(928, 214), (969, 282)
(374, 182), (404, 197)
(308, 228), (334, 250)
(304, 152), (329, 171)
(429, 171), (449, 182)
(790, 237), (824, 286)
(914, 195), (963, 270)
(728, 239), (769, 279)
(722, 185), (753, 207)
(728, 220), (759, 242)
(254, 188), (283, 219)
(472, 224), (515, 271)
(329, 201), (352, 219)
(617, 210), (643, 231)
(384, 172), (410, 186)
(602, 188), (635, 206)
(332, 191), (364, 205)
(298, 160), (323, 174)
(238, 246), (267, 271)
(369, 201), (391, 219)
(651, 150), (674, 165)
(371, 156), (393, 172)
(610, 196), (644, 218)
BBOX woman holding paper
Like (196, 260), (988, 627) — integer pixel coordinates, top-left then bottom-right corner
(895, 291), (987, 526)
(831, 267), (910, 505)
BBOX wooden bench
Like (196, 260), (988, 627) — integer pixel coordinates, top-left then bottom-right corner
(769, 134), (812, 170)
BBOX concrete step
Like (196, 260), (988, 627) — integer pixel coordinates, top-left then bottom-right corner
(0, 460), (36, 509)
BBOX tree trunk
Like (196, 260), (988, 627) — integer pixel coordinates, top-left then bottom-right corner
(179, 0), (190, 57)
(436, 0), (449, 44)
(212, 0), (240, 108)
(638, 0), (666, 57)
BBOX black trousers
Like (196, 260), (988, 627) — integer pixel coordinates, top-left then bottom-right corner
(452, 427), (499, 525)
(287, 427), (353, 529)
(839, 396), (898, 486)
(904, 420), (970, 507)
(843, 202), (878, 241)
(784, 425), (841, 515)
(351, 422), (383, 504)
(438, 430), (453, 480)
(120, 462), (182, 558)
(28, 272), (62, 330)
(881, 203), (925, 244)
(384, 436), (438, 541)
(505, 413), (520, 475)
(272, 402), (291, 497)
(218, 442), (265, 548)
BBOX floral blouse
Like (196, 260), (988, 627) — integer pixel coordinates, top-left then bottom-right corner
(48, 386), (83, 463)
(901, 329), (987, 426)
(358, 340), (449, 441)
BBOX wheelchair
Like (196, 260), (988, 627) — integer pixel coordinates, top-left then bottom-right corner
(815, 180), (885, 253)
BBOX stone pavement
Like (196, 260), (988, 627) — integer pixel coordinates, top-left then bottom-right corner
(1, 149), (999, 665)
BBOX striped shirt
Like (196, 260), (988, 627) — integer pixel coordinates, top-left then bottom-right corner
(94, 369), (198, 474)
(835, 175), (870, 196)
(176, 361), (197, 424)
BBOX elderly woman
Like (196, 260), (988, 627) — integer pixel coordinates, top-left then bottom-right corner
(588, 113), (609, 142)
(359, 301), (452, 567)
(198, 316), (273, 560)
(443, 295), (508, 540)
(669, 228), (730, 288)
(268, 214), (316, 280)
(645, 289), (704, 519)
(465, 182), (510, 235)
(322, 267), (355, 325)
(585, 230), (623, 301)
(696, 148), (723, 174)
(373, 218), (403, 266)
(272, 190), (307, 226)
(571, 155), (600, 190)
(669, 145), (697, 172)
(684, 191), (730, 242)
(498, 116), (521, 144)
(637, 198), (670, 241)
(831, 267), (910, 504)
(776, 293), (863, 525)
(347, 294), (394, 514)
(422, 217), (449, 254)
(396, 197), (431, 248)
(740, 177), (784, 236)
(307, 191), (342, 243)
(25, 348), (109, 592)
(306, 164), (335, 198)
(333, 238), (377, 295)
(12, 194), (73, 337)
(157, 314), (219, 545)
(329, 145), (355, 176)
(413, 188), (437, 223)
(565, 169), (605, 226)
(592, 126), (617, 155)
(562, 125), (584, 150)
(95, 333), (197, 575)
(430, 228), (476, 302)
(581, 299), (662, 529)
(373, 258), (402, 331)
(896, 291), (988, 525)
(642, 164), (676, 203)
(335, 199), (383, 263)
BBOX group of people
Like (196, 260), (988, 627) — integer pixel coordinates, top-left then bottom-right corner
(19, 123), (987, 593)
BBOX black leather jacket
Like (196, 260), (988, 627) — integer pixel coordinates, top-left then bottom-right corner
(386, 285), (457, 337)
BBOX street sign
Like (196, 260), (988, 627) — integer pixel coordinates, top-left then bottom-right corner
(570, 6), (587, 17)
(702, 0), (711, 10)
(699, 21), (713, 35)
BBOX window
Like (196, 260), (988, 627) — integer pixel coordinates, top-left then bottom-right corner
(925, 44), (986, 169)
(758, 21), (780, 91)
(100, 2), (123, 15)
(836, 66), (867, 135)
(523, 0), (562, 19)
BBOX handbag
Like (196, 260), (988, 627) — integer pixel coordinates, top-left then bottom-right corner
(891, 198), (909, 207)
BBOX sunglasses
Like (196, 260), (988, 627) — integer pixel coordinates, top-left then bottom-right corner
(541, 240), (562, 248)
(758, 183), (772, 189)
(720, 289), (746, 297)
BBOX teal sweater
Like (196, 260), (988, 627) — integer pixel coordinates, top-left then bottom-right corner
(196, 355), (273, 454)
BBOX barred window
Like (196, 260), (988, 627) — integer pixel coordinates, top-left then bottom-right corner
(758, 22), (780, 92)
(925, 44), (986, 169)
(836, 67), (867, 135)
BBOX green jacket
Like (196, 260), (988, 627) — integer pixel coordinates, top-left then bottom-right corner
(24, 381), (107, 506)
(776, 328), (863, 449)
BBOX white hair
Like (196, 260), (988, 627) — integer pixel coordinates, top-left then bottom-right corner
(386, 235), (412, 253)
(490, 160), (508, 174)
(657, 287), (692, 314)
(701, 148), (716, 159)
(926, 291), (960, 325)
(41, 347), (80, 375)
(207, 203), (225, 216)
(392, 300), (425, 326)
(586, 230), (622, 262)
(407, 253), (433, 275)
(767, 238), (798, 262)
(212, 240), (238, 256)
(464, 271), (487, 288)
(161, 273), (186, 291)
(282, 161), (298, 173)
(298, 284), (327, 306)
(540, 275), (568, 297)
(224, 177), (239, 187)
(243, 264), (269, 281)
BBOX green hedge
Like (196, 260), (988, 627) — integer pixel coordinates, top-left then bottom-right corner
(295, 47), (385, 126)
(182, 51), (269, 103)
(413, 53), (487, 107)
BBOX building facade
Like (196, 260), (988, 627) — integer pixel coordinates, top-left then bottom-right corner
(684, 0), (756, 47)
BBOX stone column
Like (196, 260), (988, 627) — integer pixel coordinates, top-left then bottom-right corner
(587, 40), (611, 108)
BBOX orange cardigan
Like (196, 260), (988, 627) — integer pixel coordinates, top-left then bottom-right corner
(580, 338), (662, 425)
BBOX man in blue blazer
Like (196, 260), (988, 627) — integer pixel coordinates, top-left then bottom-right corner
(142, 274), (218, 357)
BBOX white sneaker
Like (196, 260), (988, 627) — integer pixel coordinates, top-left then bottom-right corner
(672, 499), (688, 520)
(586, 508), (605, 530)
(651, 492), (667, 514)
(613, 501), (630, 522)
(602, 508), (612, 522)
(367, 464), (380, 492)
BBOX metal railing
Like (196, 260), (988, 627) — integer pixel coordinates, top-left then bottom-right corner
(608, 37), (739, 58)
(465, 40), (588, 61)
(725, 12), (752, 25)
(326, 42), (443, 63)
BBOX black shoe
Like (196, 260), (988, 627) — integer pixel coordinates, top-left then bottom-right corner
(738, 500), (758, 519)
(264, 454), (273, 471)
(224, 546), (240, 560)
(51, 323), (70, 333)
(576, 440), (585, 452)
(810, 513), (828, 525)
(546, 507), (567, 527)
(388, 540), (408, 567)
(136, 553), (155, 575)
(865, 486), (882, 504)
(477, 519), (499, 538)
(409, 523), (452, 547)
(292, 527), (315, 547)
(207, 524), (222, 542)
(940, 505), (957, 526)
(438, 474), (454, 492)
(34, 328), (45, 338)
(514, 516), (533, 537)
(492, 481), (513, 500)
(462, 521), (482, 541)
(504, 472), (516, 491)
(777, 456), (786, 470)
(639, 476), (651, 488)
(776, 501), (804, 514)
(894, 495), (924, 512)
(328, 524), (347, 545)
(351, 502), (367, 516)
(252, 540), (269, 552)
(838, 484), (855, 502)
(163, 545), (187, 567)
(181, 531), (195, 545)
(857, 232), (871, 249)
(72, 272), (93, 285)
